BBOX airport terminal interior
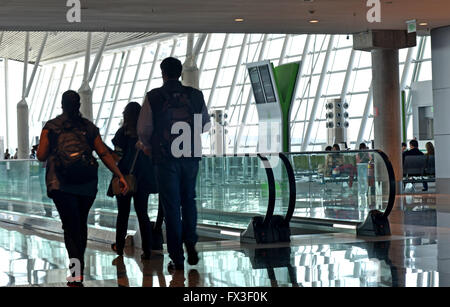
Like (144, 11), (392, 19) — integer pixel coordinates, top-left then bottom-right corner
(1, 0), (450, 287)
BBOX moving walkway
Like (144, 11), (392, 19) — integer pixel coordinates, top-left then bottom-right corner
(0, 150), (395, 244)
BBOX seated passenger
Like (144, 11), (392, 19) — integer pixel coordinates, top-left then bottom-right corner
(402, 142), (407, 153)
(403, 139), (427, 191)
(425, 142), (434, 157)
(403, 139), (423, 162)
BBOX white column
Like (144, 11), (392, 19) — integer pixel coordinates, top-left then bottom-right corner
(400, 47), (415, 91)
(290, 34), (312, 133)
(340, 49), (356, 103)
(79, 33), (109, 122)
(17, 32), (30, 159)
(128, 46), (146, 102)
(182, 34), (207, 90)
(356, 82), (373, 147)
(110, 52), (126, 102)
(48, 64), (67, 120)
(91, 57), (103, 95)
(29, 67), (43, 116)
(278, 34), (292, 66)
(4, 58), (9, 150)
(25, 33), (48, 136)
(170, 39), (178, 57)
(68, 61), (78, 89)
(96, 53), (117, 125)
(198, 34), (212, 79)
(143, 43), (161, 95)
(38, 66), (55, 122)
(207, 34), (230, 107)
(104, 50), (131, 138)
(225, 34), (249, 111)
(406, 37), (427, 129)
(301, 35), (336, 151)
(26, 33), (48, 98)
(79, 33), (93, 120)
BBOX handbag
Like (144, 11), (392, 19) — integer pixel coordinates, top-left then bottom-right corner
(111, 149), (140, 196)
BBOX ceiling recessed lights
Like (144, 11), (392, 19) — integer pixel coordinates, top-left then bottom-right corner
(309, 19), (319, 23)
(235, 18), (244, 22)
(419, 22), (428, 26)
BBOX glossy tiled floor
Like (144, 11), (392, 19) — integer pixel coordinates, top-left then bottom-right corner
(0, 192), (449, 287)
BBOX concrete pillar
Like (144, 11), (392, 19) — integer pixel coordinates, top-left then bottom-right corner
(431, 26), (450, 192)
(354, 30), (416, 186)
(430, 26), (450, 287)
(371, 49), (402, 183)
(79, 81), (93, 121)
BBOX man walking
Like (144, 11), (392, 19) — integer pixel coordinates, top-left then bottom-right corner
(138, 57), (210, 271)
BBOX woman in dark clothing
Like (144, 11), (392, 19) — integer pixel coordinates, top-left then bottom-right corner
(109, 102), (158, 259)
(37, 90), (128, 287)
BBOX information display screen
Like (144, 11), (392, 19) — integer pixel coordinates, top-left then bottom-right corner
(249, 67), (266, 104)
(258, 65), (277, 103)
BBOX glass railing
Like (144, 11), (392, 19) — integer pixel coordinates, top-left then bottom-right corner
(278, 150), (395, 224)
(196, 154), (274, 229)
(0, 159), (159, 232)
(0, 155), (274, 232)
(0, 149), (395, 237)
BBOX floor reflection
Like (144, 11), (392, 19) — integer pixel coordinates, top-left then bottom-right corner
(0, 224), (441, 287)
(1, 193), (450, 287)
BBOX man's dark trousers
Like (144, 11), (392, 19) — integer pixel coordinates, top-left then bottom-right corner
(156, 158), (199, 265)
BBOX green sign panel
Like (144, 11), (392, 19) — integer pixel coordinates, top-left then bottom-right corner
(272, 62), (300, 152)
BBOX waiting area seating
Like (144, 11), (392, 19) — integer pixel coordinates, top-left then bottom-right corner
(403, 155), (435, 186)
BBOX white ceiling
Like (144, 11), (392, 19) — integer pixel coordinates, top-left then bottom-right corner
(0, 0), (448, 34)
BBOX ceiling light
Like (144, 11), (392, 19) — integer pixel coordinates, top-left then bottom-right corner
(309, 19), (319, 23)
(419, 22), (428, 26)
(235, 18), (244, 22)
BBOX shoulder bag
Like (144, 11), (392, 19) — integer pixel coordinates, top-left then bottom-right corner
(111, 149), (140, 196)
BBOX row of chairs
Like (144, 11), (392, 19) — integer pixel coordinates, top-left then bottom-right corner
(403, 155), (435, 184)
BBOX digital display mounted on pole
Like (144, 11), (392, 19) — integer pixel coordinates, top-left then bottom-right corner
(259, 65), (277, 103)
(249, 67), (266, 104)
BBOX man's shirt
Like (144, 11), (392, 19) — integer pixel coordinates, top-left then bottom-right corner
(137, 80), (210, 159)
(403, 147), (424, 163)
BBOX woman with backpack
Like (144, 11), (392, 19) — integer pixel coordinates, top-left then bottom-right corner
(108, 102), (158, 260)
(37, 90), (128, 287)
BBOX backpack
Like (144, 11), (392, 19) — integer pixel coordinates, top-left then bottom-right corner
(154, 88), (200, 160)
(53, 119), (98, 184)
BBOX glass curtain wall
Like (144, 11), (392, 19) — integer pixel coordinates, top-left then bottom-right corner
(9, 33), (432, 153)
